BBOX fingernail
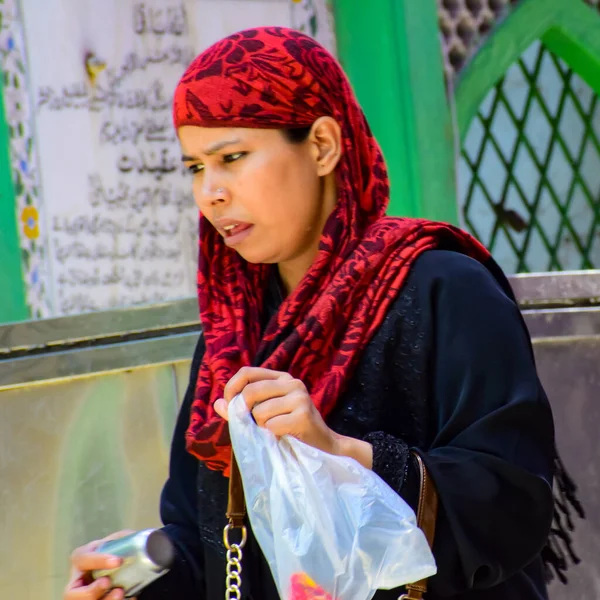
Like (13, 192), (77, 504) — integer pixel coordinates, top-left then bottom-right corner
(107, 556), (121, 568)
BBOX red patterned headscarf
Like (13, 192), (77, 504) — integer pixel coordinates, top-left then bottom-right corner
(173, 27), (490, 475)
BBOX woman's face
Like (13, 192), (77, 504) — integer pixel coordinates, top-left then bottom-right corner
(179, 125), (338, 271)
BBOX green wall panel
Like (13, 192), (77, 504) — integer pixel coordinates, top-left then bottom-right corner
(333, 0), (459, 223)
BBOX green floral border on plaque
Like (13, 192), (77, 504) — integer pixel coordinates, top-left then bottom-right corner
(0, 0), (50, 318)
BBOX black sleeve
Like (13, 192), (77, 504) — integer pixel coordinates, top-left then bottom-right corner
(368, 251), (555, 595)
(140, 334), (206, 599)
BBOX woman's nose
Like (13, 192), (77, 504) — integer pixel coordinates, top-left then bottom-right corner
(209, 187), (227, 206)
(197, 178), (230, 208)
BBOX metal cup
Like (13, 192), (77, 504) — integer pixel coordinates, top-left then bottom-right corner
(91, 529), (174, 597)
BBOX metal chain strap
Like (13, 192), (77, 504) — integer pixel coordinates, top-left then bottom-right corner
(224, 523), (247, 600)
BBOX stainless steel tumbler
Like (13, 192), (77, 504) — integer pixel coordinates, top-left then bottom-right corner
(91, 529), (174, 597)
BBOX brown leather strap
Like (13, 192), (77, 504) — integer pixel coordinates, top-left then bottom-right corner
(227, 453), (246, 528)
(401, 451), (439, 600)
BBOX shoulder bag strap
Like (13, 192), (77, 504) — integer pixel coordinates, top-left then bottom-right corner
(224, 454), (247, 599)
(400, 451), (439, 599)
(227, 454), (246, 528)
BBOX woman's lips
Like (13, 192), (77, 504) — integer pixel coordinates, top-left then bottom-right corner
(223, 223), (254, 246)
(213, 218), (254, 246)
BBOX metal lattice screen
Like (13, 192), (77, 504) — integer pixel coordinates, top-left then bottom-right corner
(438, 0), (520, 81)
(458, 40), (600, 273)
(438, 0), (600, 81)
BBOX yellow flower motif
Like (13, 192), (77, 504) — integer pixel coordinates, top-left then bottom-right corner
(85, 52), (107, 87)
(21, 206), (39, 240)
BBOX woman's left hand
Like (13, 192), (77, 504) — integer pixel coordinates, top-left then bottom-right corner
(214, 367), (341, 456)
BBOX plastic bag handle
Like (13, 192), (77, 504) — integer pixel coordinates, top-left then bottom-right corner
(400, 452), (439, 600)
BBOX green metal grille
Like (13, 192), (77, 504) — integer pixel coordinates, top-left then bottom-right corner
(459, 40), (600, 273)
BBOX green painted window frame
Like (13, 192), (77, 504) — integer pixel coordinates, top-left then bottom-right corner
(455, 0), (600, 144)
(332, 0), (459, 223)
(0, 69), (28, 323)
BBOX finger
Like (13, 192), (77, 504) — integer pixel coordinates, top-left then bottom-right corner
(251, 395), (295, 427)
(71, 529), (133, 569)
(214, 398), (228, 420)
(262, 412), (302, 438)
(66, 571), (94, 591)
(241, 379), (301, 412)
(106, 588), (126, 600)
(65, 573), (85, 593)
(66, 576), (112, 599)
(223, 367), (291, 402)
(71, 551), (122, 573)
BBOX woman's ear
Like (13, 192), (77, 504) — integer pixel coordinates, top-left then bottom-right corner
(309, 116), (342, 176)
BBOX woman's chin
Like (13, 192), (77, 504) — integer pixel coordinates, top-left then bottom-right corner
(235, 248), (278, 265)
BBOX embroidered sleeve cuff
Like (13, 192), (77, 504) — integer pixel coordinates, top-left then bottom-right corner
(363, 431), (410, 493)
(363, 432), (422, 512)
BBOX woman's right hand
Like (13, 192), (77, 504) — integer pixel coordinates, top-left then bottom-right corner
(64, 530), (135, 600)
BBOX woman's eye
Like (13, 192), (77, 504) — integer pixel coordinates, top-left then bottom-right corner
(188, 163), (204, 174)
(223, 152), (245, 164)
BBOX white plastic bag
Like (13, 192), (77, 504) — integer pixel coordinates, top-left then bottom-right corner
(228, 394), (437, 600)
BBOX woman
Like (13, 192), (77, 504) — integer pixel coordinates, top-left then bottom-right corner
(65, 27), (577, 600)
